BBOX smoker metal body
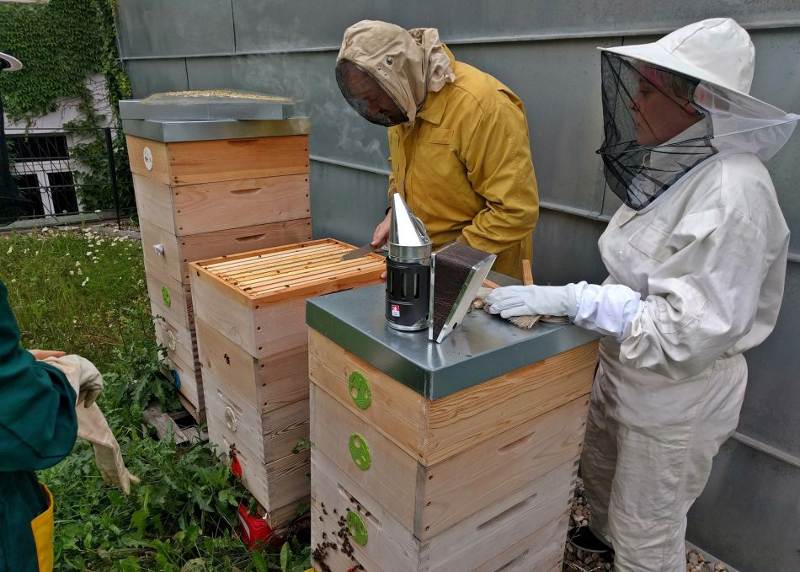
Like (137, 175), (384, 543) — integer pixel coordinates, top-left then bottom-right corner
(386, 194), (432, 331)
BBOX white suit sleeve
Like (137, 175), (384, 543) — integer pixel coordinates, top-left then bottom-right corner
(573, 282), (642, 340)
(619, 207), (770, 379)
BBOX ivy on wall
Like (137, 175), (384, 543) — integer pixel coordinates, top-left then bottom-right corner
(0, 0), (133, 212)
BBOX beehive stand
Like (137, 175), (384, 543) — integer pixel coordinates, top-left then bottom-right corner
(190, 239), (384, 527)
(306, 285), (600, 571)
(122, 94), (312, 420)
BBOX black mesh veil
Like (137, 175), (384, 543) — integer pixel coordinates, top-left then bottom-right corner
(597, 52), (717, 210)
(335, 60), (409, 126)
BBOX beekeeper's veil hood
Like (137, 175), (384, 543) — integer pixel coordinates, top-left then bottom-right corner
(336, 20), (456, 125)
(597, 18), (800, 211)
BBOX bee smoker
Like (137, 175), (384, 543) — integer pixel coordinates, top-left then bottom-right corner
(386, 193), (431, 331)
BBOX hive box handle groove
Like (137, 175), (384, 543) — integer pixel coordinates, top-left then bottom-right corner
(476, 493), (537, 532)
(336, 483), (382, 530)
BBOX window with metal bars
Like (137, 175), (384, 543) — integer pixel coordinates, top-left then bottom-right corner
(8, 134), (69, 162)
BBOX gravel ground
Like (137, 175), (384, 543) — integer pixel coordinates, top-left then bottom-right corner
(563, 478), (731, 572)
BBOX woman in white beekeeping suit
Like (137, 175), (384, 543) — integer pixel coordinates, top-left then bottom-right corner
(485, 18), (798, 571)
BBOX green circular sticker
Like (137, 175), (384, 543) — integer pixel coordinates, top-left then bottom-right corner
(348, 433), (371, 471)
(346, 510), (368, 546)
(161, 286), (172, 307)
(348, 371), (372, 410)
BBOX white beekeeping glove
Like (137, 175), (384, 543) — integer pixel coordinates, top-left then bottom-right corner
(43, 354), (139, 494)
(486, 282), (642, 340)
(43, 354), (103, 407)
(76, 403), (141, 495)
(485, 284), (583, 318)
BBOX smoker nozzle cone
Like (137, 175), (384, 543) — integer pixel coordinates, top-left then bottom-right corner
(389, 194), (430, 247)
(388, 194), (431, 264)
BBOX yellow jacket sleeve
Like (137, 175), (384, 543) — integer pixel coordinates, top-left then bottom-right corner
(459, 100), (539, 253)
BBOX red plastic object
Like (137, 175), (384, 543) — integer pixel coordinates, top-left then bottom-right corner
(230, 450), (243, 479)
(238, 503), (272, 549)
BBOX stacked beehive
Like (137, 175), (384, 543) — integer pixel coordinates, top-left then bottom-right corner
(123, 94), (311, 419)
(306, 287), (599, 571)
(190, 240), (385, 527)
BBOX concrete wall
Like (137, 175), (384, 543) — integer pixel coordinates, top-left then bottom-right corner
(115, 2), (800, 570)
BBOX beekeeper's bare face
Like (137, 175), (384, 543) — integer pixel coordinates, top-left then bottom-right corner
(336, 60), (408, 126)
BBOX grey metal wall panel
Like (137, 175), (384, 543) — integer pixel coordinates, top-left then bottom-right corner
(532, 211), (607, 285)
(309, 161), (388, 245)
(739, 263), (800, 457)
(117, 0), (234, 58)
(230, 0), (800, 53)
(125, 60), (189, 99)
(687, 439), (800, 572)
(752, 29), (800, 252)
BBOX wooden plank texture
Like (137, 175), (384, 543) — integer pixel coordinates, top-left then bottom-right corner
(165, 352), (203, 413)
(190, 270), (256, 350)
(308, 328), (598, 465)
(166, 135), (309, 185)
(180, 219), (312, 271)
(142, 217), (313, 285)
(153, 314), (196, 368)
(424, 341), (597, 464)
(132, 173), (175, 234)
(311, 382), (587, 540)
(191, 271), (308, 359)
(310, 449), (573, 572)
(192, 238), (384, 303)
(203, 370), (308, 464)
(191, 240), (382, 359)
(420, 394), (587, 539)
(196, 318), (308, 413)
(421, 468), (572, 571)
(207, 401), (310, 518)
(310, 385), (420, 531)
(173, 174), (310, 235)
(127, 136), (171, 185)
(471, 512), (569, 572)
(140, 217), (183, 283)
(308, 329), (428, 461)
(145, 262), (192, 330)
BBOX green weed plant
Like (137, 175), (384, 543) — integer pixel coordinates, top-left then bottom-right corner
(0, 228), (311, 571)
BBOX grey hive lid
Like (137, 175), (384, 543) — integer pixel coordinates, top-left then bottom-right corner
(119, 89), (296, 121)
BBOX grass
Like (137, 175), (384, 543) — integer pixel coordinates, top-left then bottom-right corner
(0, 227), (311, 572)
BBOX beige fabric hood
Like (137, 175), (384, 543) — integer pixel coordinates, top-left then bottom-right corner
(337, 20), (455, 122)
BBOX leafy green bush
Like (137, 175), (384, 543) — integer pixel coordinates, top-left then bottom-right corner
(0, 229), (310, 571)
(0, 0), (134, 211)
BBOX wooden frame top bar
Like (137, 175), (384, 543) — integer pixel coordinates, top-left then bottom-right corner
(191, 239), (385, 304)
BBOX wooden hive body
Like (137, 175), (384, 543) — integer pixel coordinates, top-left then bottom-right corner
(191, 239), (384, 526)
(308, 327), (598, 571)
(127, 132), (311, 419)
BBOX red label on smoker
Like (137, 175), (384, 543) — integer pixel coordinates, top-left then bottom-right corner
(391, 304), (401, 317)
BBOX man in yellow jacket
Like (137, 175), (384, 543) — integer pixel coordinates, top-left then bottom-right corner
(336, 20), (539, 279)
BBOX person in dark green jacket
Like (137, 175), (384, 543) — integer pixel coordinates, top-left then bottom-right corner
(0, 279), (78, 572)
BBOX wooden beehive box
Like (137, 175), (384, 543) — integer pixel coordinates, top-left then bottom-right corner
(190, 239), (385, 526)
(305, 286), (599, 571)
(125, 112), (312, 419)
